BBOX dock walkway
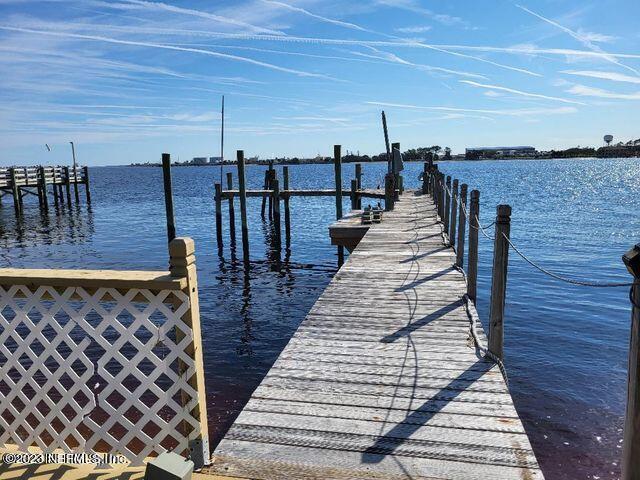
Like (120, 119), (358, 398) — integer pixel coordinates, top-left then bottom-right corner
(208, 191), (543, 479)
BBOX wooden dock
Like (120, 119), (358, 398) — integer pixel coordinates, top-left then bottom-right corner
(207, 190), (543, 479)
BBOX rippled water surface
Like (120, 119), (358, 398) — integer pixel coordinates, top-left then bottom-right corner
(1, 158), (638, 479)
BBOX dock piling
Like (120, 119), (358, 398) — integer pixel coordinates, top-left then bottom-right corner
(215, 183), (223, 250)
(622, 244), (640, 480)
(63, 166), (72, 205)
(83, 166), (91, 203)
(422, 162), (428, 194)
(467, 190), (480, 302)
(38, 166), (49, 211)
(283, 166), (291, 247)
(333, 145), (344, 265)
(272, 178), (282, 249)
(350, 179), (358, 210)
(267, 162), (274, 220)
(226, 172), (236, 242)
(73, 167), (80, 203)
(162, 153), (176, 243)
(355, 163), (362, 209)
(450, 179), (458, 247)
(9, 168), (21, 216)
(488, 204), (512, 361)
(456, 184), (468, 268)
(237, 150), (249, 258)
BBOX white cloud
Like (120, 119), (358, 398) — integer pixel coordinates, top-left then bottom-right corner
(566, 85), (640, 100)
(260, 0), (369, 32)
(395, 26), (432, 34)
(365, 101), (578, 117)
(375, 0), (465, 26)
(562, 70), (640, 85)
(460, 80), (585, 105)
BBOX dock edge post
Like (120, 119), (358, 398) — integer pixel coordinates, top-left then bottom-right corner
(237, 150), (249, 258)
(467, 190), (480, 301)
(488, 204), (512, 361)
(456, 184), (468, 268)
(214, 182), (223, 250)
(162, 153), (176, 243)
(622, 243), (640, 480)
(450, 179), (458, 248)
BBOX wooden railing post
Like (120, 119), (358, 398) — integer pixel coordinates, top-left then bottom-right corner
(226, 172), (236, 241)
(214, 183), (223, 250)
(456, 184), (468, 268)
(450, 179), (458, 247)
(622, 244), (640, 480)
(467, 190), (480, 301)
(444, 176), (451, 234)
(237, 150), (249, 257)
(162, 153), (176, 243)
(169, 237), (209, 469)
(488, 205), (512, 361)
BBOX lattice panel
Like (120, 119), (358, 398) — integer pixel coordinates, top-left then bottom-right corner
(0, 284), (204, 465)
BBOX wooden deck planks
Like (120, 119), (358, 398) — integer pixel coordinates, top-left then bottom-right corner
(208, 191), (543, 479)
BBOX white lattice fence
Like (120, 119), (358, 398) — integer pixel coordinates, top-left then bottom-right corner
(0, 238), (209, 467)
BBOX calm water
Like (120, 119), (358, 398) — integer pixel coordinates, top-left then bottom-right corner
(0, 158), (638, 479)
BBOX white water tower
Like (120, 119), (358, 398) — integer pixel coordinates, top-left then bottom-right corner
(604, 134), (613, 146)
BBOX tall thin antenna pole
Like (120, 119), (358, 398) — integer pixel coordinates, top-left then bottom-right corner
(70, 141), (77, 171)
(220, 95), (225, 184)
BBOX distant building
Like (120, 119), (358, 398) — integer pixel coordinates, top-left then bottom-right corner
(465, 146), (537, 160)
(192, 157), (208, 165)
(209, 156), (222, 164)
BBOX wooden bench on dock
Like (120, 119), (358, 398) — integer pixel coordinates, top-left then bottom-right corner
(206, 190), (543, 479)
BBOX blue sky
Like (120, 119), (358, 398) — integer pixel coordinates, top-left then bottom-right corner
(0, 0), (639, 165)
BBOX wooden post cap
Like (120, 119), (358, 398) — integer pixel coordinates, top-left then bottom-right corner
(470, 190), (480, 200)
(496, 204), (512, 222)
(169, 237), (195, 259)
(623, 244), (640, 277)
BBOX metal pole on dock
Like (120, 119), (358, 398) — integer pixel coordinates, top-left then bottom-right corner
(333, 145), (344, 265)
(355, 163), (362, 209)
(283, 166), (291, 247)
(456, 184), (467, 268)
(450, 179), (458, 247)
(162, 153), (176, 243)
(214, 183), (223, 250)
(488, 204), (512, 361)
(83, 166), (91, 203)
(444, 176), (451, 234)
(226, 172), (236, 242)
(237, 150), (249, 258)
(467, 190), (480, 302)
(622, 244), (640, 480)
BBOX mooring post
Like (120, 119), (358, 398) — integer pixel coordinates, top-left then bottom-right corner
(467, 190), (480, 301)
(63, 166), (72, 205)
(18, 167), (26, 206)
(214, 183), (223, 250)
(52, 169), (59, 208)
(488, 205), (512, 361)
(355, 163), (362, 209)
(226, 172), (236, 242)
(9, 168), (20, 216)
(267, 161), (274, 220)
(72, 166), (80, 203)
(351, 179), (358, 210)
(450, 179), (459, 247)
(422, 162), (428, 194)
(334, 145), (344, 265)
(444, 176), (451, 234)
(384, 173), (395, 211)
(237, 150), (249, 257)
(38, 166), (49, 211)
(440, 173), (446, 220)
(83, 166), (91, 203)
(272, 177), (281, 249)
(391, 142), (401, 200)
(456, 184), (468, 268)
(261, 169), (268, 219)
(622, 244), (640, 480)
(283, 166), (291, 247)
(162, 153), (176, 243)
